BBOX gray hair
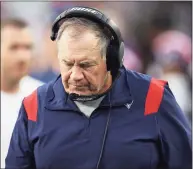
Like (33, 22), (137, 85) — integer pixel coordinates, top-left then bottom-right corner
(56, 17), (110, 59)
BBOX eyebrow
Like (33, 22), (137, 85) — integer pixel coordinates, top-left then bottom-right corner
(79, 60), (98, 65)
(62, 59), (73, 63)
(10, 43), (33, 49)
(62, 59), (98, 65)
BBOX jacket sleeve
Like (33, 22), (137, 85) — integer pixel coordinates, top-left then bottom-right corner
(156, 83), (192, 169)
(5, 102), (35, 169)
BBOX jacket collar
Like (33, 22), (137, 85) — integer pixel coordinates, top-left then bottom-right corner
(45, 66), (133, 111)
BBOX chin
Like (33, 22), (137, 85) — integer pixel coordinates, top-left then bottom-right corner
(14, 72), (27, 80)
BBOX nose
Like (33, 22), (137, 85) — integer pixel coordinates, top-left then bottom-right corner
(16, 49), (31, 62)
(70, 65), (84, 81)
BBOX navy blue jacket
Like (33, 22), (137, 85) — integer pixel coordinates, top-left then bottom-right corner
(6, 67), (192, 169)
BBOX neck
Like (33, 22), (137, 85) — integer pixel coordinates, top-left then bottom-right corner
(1, 76), (20, 94)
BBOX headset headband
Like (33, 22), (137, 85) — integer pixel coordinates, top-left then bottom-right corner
(50, 7), (123, 45)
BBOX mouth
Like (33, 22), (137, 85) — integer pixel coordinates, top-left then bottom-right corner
(67, 82), (97, 94)
(15, 62), (27, 71)
(69, 84), (89, 91)
(69, 84), (87, 88)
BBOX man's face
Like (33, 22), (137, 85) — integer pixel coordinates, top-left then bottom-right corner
(1, 26), (33, 83)
(57, 29), (110, 96)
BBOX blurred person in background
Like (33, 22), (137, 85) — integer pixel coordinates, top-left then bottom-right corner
(123, 46), (142, 72)
(6, 7), (191, 169)
(30, 25), (59, 83)
(1, 18), (44, 168)
(149, 30), (192, 121)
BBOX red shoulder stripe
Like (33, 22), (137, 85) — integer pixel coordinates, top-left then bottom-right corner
(23, 89), (38, 121)
(144, 78), (167, 116)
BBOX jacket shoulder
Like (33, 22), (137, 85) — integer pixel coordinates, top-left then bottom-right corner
(125, 69), (153, 91)
(124, 69), (167, 115)
(125, 69), (166, 91)
(23, 80), (54, 122)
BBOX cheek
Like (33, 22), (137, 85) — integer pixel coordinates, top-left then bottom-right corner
(1, 49), (14, 69)
(3, 56), (13, 69)
(58, 61), (69, 72)
(25, 51), (33, 61)
(83, 66), (105, 85)
(60, 69), (72, 88)
(61, 71), (71, 82)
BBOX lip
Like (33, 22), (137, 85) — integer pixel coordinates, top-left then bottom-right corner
(70, 85), (83, 88)
(14, 64), (27, 72)
(69, 84), (88, 88)
(69, 85), (87, 90)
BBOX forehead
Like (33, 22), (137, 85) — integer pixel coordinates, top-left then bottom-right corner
(1, 26), (33, 45)
(57, 29), (101, 60)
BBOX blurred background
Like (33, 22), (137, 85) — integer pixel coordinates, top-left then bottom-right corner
(1, 1), (192, 122)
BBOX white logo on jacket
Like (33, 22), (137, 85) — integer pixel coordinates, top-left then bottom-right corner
(125, 100), (134, 110)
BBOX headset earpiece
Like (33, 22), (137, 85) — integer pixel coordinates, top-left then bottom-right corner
(119, 42), (125, 67)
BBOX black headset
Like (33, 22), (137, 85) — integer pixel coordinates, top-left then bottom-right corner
(50, 6), (124, 78)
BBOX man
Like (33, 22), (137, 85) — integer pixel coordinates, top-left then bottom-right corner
(1, 18), (44, 168)
(30, 26), (59, 83)
(151, 30), (192, 120)
(6, 7), (191, 169)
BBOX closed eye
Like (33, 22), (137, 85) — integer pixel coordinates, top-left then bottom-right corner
(79, 63), (93, 69)
(66, 63), (74, 67)
(79, 61), (97, 69)
(62, 60), (74, 67)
